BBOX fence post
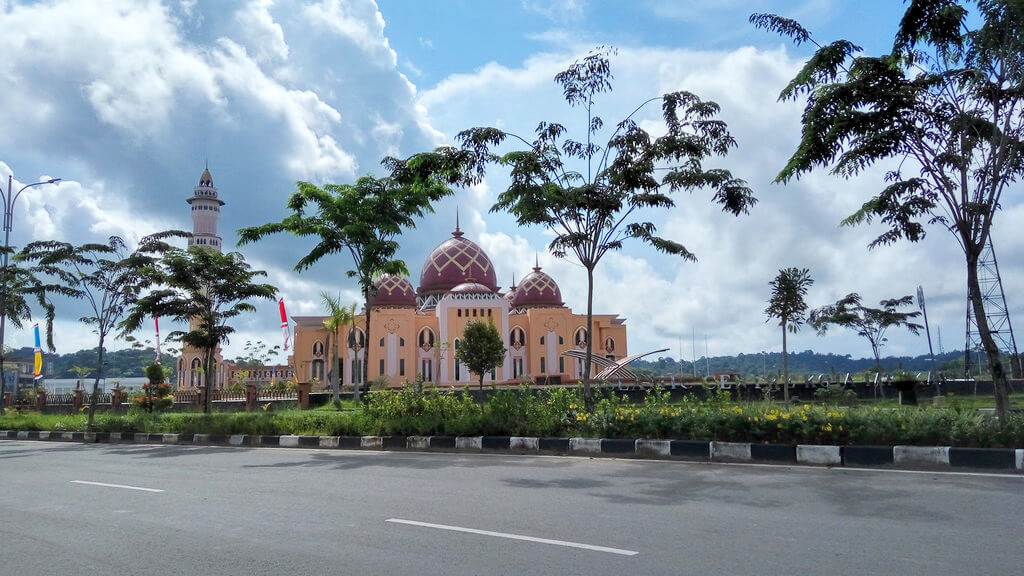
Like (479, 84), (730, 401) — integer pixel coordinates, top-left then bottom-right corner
(73, 388), (84, 412)
(197, 388), (206, 409)
(36, 388), (46, 411)
(297, 382), (310, 410)
(112, 386), (123, 413)
(245, 384), (258, 412)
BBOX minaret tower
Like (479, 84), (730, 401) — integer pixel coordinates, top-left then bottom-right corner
(178, 165), (227, 389)
(186, 165), (224, 252)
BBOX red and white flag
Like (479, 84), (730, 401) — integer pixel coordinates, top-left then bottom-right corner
(154, 316), (161, 364)
(279, 298), (290, 351)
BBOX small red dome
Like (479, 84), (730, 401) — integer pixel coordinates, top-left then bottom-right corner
(512, 265), (562, 308)
(370, 274), (416, 307)
(451, 282), (493, 295)
(419, 227), (499, 295)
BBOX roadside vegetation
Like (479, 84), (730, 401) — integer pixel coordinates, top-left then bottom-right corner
(3, 385), (1021, 448)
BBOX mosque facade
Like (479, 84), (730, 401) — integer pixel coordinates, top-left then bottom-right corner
(291, 222), (627, 388)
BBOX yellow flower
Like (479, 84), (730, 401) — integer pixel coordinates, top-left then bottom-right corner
(822, 423), (833, 432)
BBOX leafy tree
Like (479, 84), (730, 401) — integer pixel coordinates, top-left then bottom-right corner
(68, 364), (92, 384)
(810, 293), (924, 377)
(457, 47), (754, 405)
(764, 267), (814, 401)
(752, 1), (1024, 418)
(238, 167), (455, 401)
(19, 233), (180, 427)
(0, 247), (67, 414)
(455, 320), (507, 390)
(121, 246), (277, 414)
(234, 339), (281, 367)
(321, 292), (356, 406)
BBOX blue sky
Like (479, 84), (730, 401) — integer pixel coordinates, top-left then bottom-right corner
(0, 0), (1019, 368)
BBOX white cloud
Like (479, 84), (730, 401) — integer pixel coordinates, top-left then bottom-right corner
(417, 43), (1010, 361)
(523, 0), (587, 23)
(302, 0), (397, 67)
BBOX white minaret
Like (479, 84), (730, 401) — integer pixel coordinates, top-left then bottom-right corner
(178, 165), (227, 389)
(186, 165), (224, 252)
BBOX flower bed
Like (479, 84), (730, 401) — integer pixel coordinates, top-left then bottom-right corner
(2, 385), (1022, 448)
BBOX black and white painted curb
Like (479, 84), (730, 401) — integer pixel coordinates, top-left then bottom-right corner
(3, 430), (1022, 472)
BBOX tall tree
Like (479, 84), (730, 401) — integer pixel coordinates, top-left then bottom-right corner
(764, 267), (814, 401)
(455, 319), (507, 390)
(0, 247), (64, 414)
(810, 293), (924, 378)
(238, 166), (455, 400)
(458, 47), (755, 405)
(121, 246), (277, 414)
(20, 233), (180, 427)
(321, 292), (356, 406)
(752, 1), (1024, 418)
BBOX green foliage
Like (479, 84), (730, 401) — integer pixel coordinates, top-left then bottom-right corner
(765, 268), (814, 333)
(752, 2), (1024, 418)
(238, 167), (458, 392)
(455, 320), (507, 389)
(456, 47), (753, 402)
(121, 246), (278, 414)
(145, 363), (164, 385)
(813, 384), (858, 405)
(810, 293), (923, 371)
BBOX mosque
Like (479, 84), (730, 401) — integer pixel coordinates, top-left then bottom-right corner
(174, 165), (628, 389)
(291, 220), (629, 388)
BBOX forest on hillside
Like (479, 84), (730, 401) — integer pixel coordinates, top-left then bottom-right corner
(630, 349), (984, 379)
(12, 345), (993, 381)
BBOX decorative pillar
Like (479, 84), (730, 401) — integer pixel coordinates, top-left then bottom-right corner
(245, 383), (258, 412)
(297, 382), (310, 410)
(73, 388), (84, 412)
(111, 386), (123, 412)
(36, 388), (46, 411)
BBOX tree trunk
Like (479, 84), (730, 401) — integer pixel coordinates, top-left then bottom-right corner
(781, 323), (789, 402)
(583, 265), (594, 408)
(86, 335), (105, 430)
(968, 252), (1012, 419)
(871, 345), (885, 398)
(328, 332), (340, 405)
(204, 347), (215, 414)
(359, 300), (370, 402)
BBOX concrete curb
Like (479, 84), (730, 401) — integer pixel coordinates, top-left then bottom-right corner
(1, 430), (1021, 473)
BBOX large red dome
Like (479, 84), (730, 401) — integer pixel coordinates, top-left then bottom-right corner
(512, 265), (562, 308)
(418, 228), (498, 295)
(370, 274), (416, 307)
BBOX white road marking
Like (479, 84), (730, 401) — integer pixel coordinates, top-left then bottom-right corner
(70, 480), (164, 493)
(385, 518), (638, 556)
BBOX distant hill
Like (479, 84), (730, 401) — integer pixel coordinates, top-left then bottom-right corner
(631, 349), (972, 379)
(11, 346), (164, 379)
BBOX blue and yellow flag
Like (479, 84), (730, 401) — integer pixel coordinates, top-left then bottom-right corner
(33, 323), (43, 380)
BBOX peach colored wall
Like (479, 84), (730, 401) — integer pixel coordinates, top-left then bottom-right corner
(292, 305), (627, 387)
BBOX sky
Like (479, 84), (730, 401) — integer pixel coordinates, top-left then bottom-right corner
(0, 0), (1020, 368)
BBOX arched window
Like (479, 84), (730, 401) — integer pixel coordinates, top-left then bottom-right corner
(190, 357), (202, 388)
(311, 360), (324, 381)
(574, 327), (588, 349)
(312, 340), (324, 358)
(510, 327), (525, 349)
(604, 337), (615, 353)
(419, 328), (435, 350)
(348, 328), (365, 350)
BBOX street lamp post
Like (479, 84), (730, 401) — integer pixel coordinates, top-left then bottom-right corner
(0, 174), (61, 414)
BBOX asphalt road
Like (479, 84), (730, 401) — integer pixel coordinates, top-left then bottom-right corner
(0, 441), (1021, 576)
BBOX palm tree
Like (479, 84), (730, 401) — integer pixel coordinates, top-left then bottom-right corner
(765, 267), (814, 401)
(321, 292), (356, 406)
(239, 163), (457, 401)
